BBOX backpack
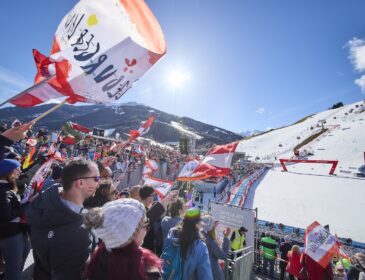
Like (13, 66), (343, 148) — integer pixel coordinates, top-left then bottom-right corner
(161, 239), (183, 280)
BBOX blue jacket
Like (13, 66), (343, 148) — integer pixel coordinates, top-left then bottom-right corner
(203, 232), (230, 280)
(165, 228), (213, 280)
(161, 216), (182, 241)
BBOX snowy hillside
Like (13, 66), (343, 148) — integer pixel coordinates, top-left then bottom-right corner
(236, 100), (365, 175)
(237, 100), (365, 242)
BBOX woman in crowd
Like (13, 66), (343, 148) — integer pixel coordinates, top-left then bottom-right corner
(201, 215), (231, 280)
(161, 198), (184, 244)
(85, 199), (162, 280)
(163, 207), (212, 280)
(286, 245), (304, 280)
(84, 181), (118, 208)
(0, 159), (31, 280)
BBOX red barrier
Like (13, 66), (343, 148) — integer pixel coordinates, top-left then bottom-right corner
(279, 159), (338, 175)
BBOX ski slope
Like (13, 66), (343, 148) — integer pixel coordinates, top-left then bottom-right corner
(237, 100), (365, 242)
(236, 101), (365, 174)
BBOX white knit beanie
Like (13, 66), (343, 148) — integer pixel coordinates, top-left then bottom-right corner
(94, 198), (146, 250)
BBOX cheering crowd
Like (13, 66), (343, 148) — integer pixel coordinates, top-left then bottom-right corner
(1, 123), (365, 280)
(0, 122), (239, 280)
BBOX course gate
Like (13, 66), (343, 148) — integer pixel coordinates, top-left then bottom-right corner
(279, 159), (338, 175)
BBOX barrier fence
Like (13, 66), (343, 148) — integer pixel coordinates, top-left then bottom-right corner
(225, 246), (254, 280)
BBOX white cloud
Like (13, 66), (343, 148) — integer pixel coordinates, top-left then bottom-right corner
(256, 107), (265, 114)
(348, 38), (365, 71)
(347, 38), (365, 93)
(355, 75), (365, 92)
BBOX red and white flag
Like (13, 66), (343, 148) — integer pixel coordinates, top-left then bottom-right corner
(176, 159), (200, 181)
(131, 144), (146, 157)
(304, 221), (339, 268)
(143, 175), (174, 198)
(67, 122), (91, 133)
(143, 159), (159, 175)
(25, 158), (55, 196)
(129, 116), (155, 142)
(8, 0), (166, 107)
(187, 141), (239, 181)
(26, 138), (38, 147)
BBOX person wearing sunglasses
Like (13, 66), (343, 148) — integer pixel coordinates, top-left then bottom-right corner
(84, 181), (118, 209)
(85, 199), (162, 280)
(27, 159), (100, 280)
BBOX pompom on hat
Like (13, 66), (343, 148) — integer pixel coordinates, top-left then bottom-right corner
(87, 199), (146, 250)
(0, 159), (21, 177)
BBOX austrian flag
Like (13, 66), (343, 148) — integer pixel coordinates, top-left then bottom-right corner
(129, 116), (155, 142)
(143, 175), (174, 198)
(304, 221), (339, 268)
(187, 141), (239, 181)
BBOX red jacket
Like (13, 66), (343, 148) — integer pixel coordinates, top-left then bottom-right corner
(300, 253), (333, 280)
(286, 251), (304, 279)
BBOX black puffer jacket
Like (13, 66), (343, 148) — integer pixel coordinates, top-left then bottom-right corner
(0, 135), (13, 160)
(27, 187), (94, 280)
(0, 180), (28, 239)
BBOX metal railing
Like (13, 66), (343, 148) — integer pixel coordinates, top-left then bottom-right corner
(224, 246), (254, 280)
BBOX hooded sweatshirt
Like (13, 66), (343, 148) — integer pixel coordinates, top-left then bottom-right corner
(27, 187), (93, 280)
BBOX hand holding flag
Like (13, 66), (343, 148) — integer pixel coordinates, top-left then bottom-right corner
(2, 122), (34, 143)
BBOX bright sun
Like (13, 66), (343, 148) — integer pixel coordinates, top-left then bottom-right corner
(168, 68), (190, 90)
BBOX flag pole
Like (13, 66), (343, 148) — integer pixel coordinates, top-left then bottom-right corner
(31, 99), (67, 123)
(0, 75), (56, 108)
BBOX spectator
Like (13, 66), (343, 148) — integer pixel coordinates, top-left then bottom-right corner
(129, 185), (141, 201)
(0, 159), (31, 280)
(161, 198), (184, 242)
(260, 232), (277, 277)
(348, 253), (365, 280)
(118, 188), (130, 199)
(84, 181), (118, 208)
(41, 165), (63, 192)
(0, 122), (33, 160)
(300, 252), (333, 280)
(27, 159), (100, 279)
(279, 235), (292, 280)
(286, 245), (303, 280)
(201, 215), (231, 280)
(85, 199), (162, 280)
(163, 207), (212, 280)
(231, 226), (247, 251)
(140, 186), (178, 253)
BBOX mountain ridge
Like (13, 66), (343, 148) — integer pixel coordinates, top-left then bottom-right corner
(0, 103), (243, 146)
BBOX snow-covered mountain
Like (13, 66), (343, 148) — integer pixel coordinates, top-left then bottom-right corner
(239, 130), (264, 137)
(238, 100), (365, 242)
(0, 103), (243, 146)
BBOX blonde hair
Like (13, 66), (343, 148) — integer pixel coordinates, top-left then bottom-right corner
(291, 245), (300, 255)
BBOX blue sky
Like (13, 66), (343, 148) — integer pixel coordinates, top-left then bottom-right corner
(1, 0), (365, 133)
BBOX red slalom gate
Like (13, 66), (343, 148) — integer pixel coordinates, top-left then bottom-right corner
(279, 159), (338, 175)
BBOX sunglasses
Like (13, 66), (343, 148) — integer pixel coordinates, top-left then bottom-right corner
(73, 176), (101, 182)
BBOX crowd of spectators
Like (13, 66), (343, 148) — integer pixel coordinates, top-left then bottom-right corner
(1, 122), (365, 280)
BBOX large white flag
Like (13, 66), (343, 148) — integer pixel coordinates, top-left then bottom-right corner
(143, 175), (174, 198)
(10, 0), (166, 107)
(176, 159), (199, 181)
(304, 221), (339, 268)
